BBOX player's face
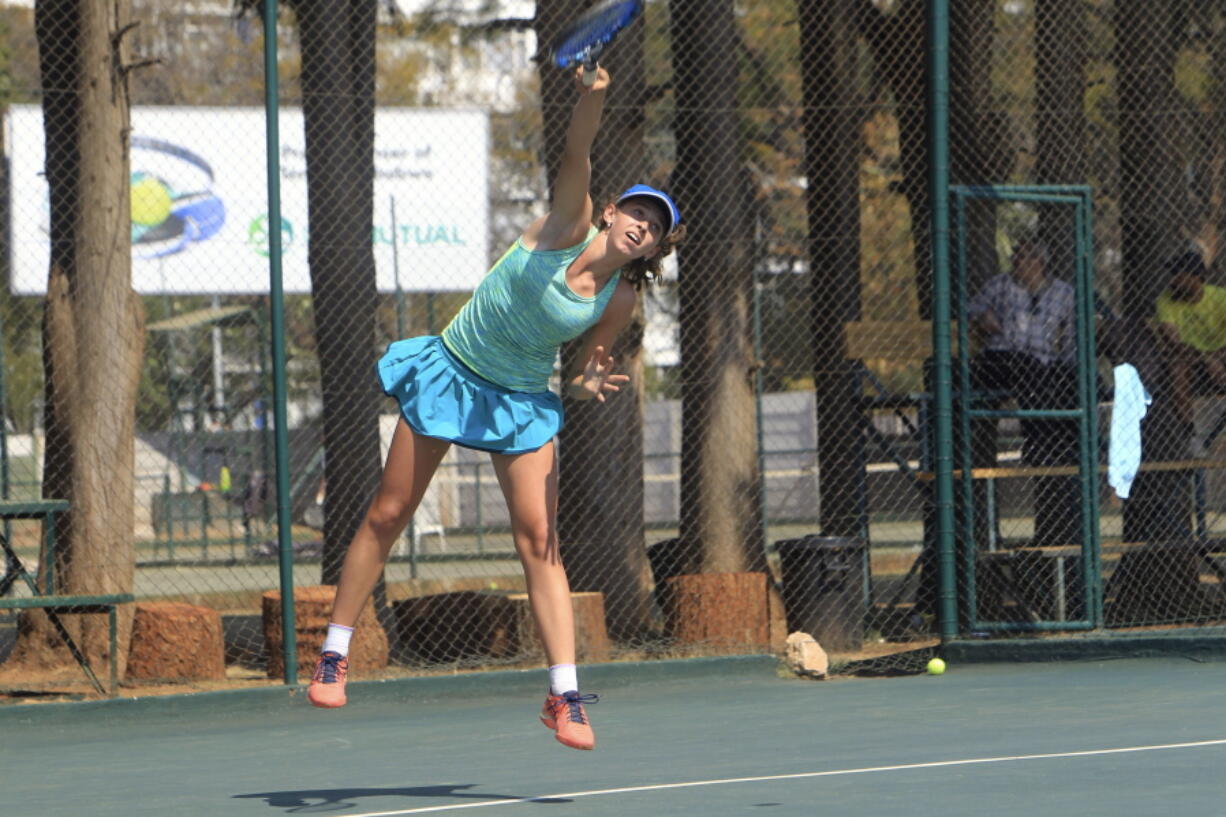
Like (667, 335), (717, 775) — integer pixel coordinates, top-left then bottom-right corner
(605, 199), (667, 258)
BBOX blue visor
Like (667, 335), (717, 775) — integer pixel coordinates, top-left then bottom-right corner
(616, 184), (682, 236)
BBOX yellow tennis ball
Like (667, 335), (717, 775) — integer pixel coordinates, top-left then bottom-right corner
(131, 175), (172, 226)
(927, 657), (946, 675)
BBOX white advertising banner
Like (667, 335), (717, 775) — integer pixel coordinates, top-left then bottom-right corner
(7, 105), (490, 294)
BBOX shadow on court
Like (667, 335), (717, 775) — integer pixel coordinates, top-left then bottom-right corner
(234, 784), (571, 812)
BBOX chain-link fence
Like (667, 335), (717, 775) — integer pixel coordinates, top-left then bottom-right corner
(942, 1), (1226, 638)
(1, 0), (1225, 698)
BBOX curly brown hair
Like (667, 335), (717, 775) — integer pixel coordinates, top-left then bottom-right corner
(595, 196), (687, 290)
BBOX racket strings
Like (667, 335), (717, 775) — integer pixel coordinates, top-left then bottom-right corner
(551, 0), (643, 68)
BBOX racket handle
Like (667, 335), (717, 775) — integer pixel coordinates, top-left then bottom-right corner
(582, 62), (598, 86)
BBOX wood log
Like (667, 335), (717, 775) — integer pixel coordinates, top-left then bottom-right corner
(391, 590), (610, 664)
(491, 591), (610, 663)
(262, 585), (388, 679)
(127, 601), (225, 681)
(390, 590), (507, 664)
(662, 572), (771, 654)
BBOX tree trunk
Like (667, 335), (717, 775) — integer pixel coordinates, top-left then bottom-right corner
(671, 0), (766, 575)
(12, 0), (144, 676)
(293, 0), (382, 585)
(1035, 0), (1088, 270)
(798, 0), (865, 539)
(1116, 2), (1184, 320)
(951, 0), (1008, 292)
(856, 0), (930, 317)
(1209, 3), (1226, 265)
(537, 0), (656, 641)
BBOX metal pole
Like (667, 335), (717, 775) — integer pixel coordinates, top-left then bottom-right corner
(752, 259), (770, 552)
(390, 195), (407, 339)
(1076, 194), (1103, 626)
(927, 0), (957, 642)
(955, 193), (975, 628)
(263, 0), (297, 685)
(0, 294), (11, 548)
(211, 294), (225, 422)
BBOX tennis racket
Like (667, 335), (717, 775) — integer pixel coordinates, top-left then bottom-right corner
(548, 0), (644, 86)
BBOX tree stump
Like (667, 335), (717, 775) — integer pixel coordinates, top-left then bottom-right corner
(390, 590), (610, 665)
(490, 591), (610, 663)
(390, 590), (508, 664)
(662, 572), (771, 654)
(127, 601), (225, 681)
(262, 585), (388, 679)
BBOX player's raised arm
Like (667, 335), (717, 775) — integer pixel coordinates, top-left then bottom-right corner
(529, 67), (610, 250)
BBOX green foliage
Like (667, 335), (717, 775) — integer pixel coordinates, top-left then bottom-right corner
(0, 295), (44, 434)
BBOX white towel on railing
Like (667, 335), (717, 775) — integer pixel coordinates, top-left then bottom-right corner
(1108, 363), (1151, 500)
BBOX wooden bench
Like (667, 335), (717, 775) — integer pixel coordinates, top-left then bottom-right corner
(0, 499), (134, 697)
(845, 322), (1226, 622)
(976, 542), (1143, 623)
(916, 459), (1226, 480)
(978, 540), (1226, 624)
(0, 594), (135, 696)
(916, 459), (1226, 543)
(921, 461), (1226, 621)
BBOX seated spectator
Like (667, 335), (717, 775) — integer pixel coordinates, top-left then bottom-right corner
(966, 238), (1081, 546)
(967, 238), (1079, 458)
(1154, 250), (1226, 428)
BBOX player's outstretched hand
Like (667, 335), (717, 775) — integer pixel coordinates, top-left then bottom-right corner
(580, 345), (628, 402)
(575, 65), (610, 93)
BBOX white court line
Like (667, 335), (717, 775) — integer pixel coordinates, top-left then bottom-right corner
(340, 738), (1226, 817)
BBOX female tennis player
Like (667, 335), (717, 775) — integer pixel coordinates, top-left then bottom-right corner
(306, 66), (684, 751)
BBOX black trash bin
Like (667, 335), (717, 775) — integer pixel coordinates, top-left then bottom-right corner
(647, 537), (686, 586)
(775, 536), (868, 651)
(647, 537), (687, 611)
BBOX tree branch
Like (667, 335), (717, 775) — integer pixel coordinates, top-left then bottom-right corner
(464, 16), (534, 34)
(120, 57), (163, 77)
(112, 20), (140, 47)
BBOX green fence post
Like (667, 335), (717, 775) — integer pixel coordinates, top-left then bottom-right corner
(927, 0), (957, 642)
(1074, 193), (1102, 626)
(954, 191), (976, 629)
(263, 0), (297, 686)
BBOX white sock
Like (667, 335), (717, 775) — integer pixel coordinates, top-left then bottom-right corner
(322, 623), (354, 657)
(549, 663), (578, 695)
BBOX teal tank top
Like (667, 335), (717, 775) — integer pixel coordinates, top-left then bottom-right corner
(441, 227), (621, 393)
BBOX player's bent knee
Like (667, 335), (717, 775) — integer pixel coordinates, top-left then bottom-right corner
(366, 497), (413, 538)
(514, 525), (556, 562)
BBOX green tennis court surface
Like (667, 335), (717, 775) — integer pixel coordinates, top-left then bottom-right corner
(3, 656), (1225, 817)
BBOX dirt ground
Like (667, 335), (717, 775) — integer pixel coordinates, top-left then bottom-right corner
(0, 636), (944, 705)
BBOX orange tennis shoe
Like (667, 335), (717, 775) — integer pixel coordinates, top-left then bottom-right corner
(540, 691), (598, 750)
(307, 651), (349, 708)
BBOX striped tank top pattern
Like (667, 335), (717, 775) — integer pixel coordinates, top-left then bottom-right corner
(442, 227), (621, 392)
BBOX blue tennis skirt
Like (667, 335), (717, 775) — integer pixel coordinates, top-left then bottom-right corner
(377, 335), (563, 455)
